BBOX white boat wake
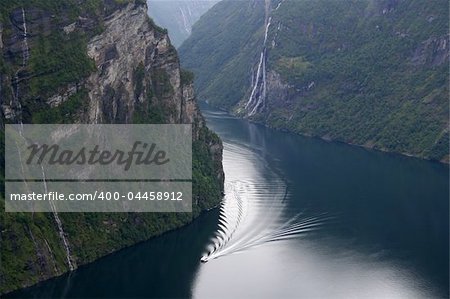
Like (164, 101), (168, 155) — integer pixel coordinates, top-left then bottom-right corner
(201, 143), (332, 262)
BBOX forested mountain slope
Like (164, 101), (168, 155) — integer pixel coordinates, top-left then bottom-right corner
(180, 0), (449, 162)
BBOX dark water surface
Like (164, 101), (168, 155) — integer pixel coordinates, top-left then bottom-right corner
(7, 103), (449, 298)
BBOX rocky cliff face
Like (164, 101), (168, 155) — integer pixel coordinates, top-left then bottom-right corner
(0, 0), (223, 294)
(1, 1), (212, 129)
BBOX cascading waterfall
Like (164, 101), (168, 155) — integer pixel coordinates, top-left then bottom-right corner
(245, 0), (286, 117)
(15, 125), (75, 271)
(179, 7), (191, 34)
(44, 238), (60, 274)
(12, 8), (75, 272)
(245, 0), (272, 116)
(245, 20), (271, 116)
(11, 8), (29, 121)
(12, 8), (29, 188)
(201, 142), (332, 262)
(21, 8), (30, 67)
(40, 166), (75, 271)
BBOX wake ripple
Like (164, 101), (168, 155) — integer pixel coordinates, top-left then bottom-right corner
(201, 143), (332, 262)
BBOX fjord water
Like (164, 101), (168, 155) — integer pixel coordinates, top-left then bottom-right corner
(7, 103), (449, 298)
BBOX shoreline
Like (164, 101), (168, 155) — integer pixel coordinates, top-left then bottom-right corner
(202, 101), (449, 165)
(1, 205), (222, 296)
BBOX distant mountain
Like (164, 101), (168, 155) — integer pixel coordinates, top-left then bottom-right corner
(179, 0), (449, 162)
(147, 0), (218, 47)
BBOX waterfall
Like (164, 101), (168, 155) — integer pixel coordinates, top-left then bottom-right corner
(11, 8), (30, 121)
(15, 127), (76, 272)
(21, 8), (30, 67)
(245, 0), (286, 116)
(250, 66), (255, 87)
(244, 0), (272, 116)
(179, 7), (191, 34)
(44, 238), (60, 274)
(12, 8), (75, 272)
(40, 166), (75, 271)
(15, 124), (76, 271)
(13, 8), (29, 172)
(15, 139), (30, 193)
(275, 0), (284, 11)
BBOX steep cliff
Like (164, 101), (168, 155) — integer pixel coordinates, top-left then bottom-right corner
(180, 0), (449, 162)
(0, 0), (223, 294)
